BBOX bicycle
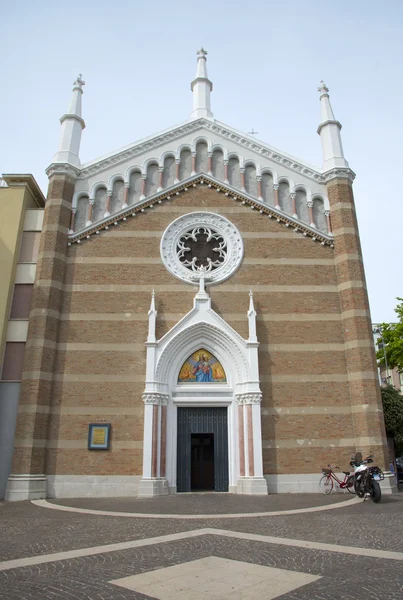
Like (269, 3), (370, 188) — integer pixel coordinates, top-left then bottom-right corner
(319, 464), (355, 495)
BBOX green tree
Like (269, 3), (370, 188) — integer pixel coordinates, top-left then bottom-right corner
(376, 297), (403, 371)
(381, 384), (403, 456)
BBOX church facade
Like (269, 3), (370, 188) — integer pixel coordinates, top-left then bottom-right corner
(5, 50), (390, 500)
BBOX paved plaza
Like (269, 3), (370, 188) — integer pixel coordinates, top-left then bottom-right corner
(1, 491), (403, 599)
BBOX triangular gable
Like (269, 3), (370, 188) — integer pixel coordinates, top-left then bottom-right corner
(77, 118), (325, 184)
(68, 173), (334, 247)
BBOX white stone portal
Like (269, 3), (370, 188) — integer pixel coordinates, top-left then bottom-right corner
(138, 284), (267, 497)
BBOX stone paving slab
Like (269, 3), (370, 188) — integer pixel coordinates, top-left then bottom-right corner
(1, 533), (403, 600)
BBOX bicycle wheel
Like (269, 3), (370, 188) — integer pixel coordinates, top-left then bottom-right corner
(346, 474), (356, 494)
(319, 475), (333, 494)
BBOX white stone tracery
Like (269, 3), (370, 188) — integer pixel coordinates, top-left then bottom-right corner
(160, 212), (244, 286)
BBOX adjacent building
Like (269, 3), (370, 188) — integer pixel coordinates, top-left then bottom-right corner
(0, 176), (45, 498)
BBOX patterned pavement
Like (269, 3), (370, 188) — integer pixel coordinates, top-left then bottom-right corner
(1, 492), (403, 599)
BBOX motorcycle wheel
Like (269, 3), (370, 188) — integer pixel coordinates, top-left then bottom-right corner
(346, 475), (356, 494)
(370, 480), (381, 503)
(319, 475), (333, 495)
(354, 480), (365, 498)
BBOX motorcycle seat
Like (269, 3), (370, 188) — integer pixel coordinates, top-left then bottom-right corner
(342, 471), (350, 476)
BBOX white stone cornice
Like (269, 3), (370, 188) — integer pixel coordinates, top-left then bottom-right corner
(235, 392), (262, 405)
(322, 168), (356, 183)
(45, 163), (80, 179)
(142, 392), (169, 405)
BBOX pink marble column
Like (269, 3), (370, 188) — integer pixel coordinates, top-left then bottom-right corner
(207, 152), (213, 175)
(325, 210), (332, 235)
(240, 168), (246, 191)
(238, 404), (245, 476)
(151, 405), (158, 478)
(86, 199), (94, 224)
(160, 405), (167, 477)
(307, 201), (315, 226)
(191, 152), (197, 174)
(123, 184), (129, 208)
(105, 192), (112, 216)
(257, 176), (262, 199)
(158, 167), (164, 191)
(273, 184), (280, 209)
(141, 175), (147, 198)
(224, 160), (229, 183)
(290, 193), (297, 217)
(69, 208), (76, 233)
(247, 404), (254, 476)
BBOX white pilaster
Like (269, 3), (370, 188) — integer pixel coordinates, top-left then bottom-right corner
(138, 393), (169, 497)
(190, 48), (213, 119)
(235, 393), (267, 495)
(52, 75), (86, 168)
(317, 81), (349, 171)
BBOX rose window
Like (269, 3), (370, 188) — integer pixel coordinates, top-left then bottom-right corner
(177, 227), (227, 272)
(160, 212), (244, 285)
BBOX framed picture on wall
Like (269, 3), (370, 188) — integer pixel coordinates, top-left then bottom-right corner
(88, 423), (111, 450)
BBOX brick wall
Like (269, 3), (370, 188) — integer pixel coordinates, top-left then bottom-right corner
(13, 183), (387, 479)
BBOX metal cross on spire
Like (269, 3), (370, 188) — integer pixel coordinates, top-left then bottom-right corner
(73, 74), (85, 90)
(197, 47), (208, 57)
(248, 128), (259, 136)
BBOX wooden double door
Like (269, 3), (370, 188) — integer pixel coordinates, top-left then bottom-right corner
(177, 407), (228, 493)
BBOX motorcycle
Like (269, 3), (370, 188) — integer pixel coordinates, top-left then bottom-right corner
(350, 452), (384, 503)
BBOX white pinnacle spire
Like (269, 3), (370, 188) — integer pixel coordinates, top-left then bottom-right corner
(52, 74), (86, 168)
(191, 48), (213, 120)
(247, 290), (257, 342)
(147, 290), (157, 343)
(317, 81), (349, 171)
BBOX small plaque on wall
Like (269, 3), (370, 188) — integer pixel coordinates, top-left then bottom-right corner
(88, 423), (111, 450)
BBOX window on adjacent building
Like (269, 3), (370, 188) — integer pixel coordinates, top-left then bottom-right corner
(9, 284), (33, 319)
(18, 231), (40, 263)
(0, 342), (26, 381)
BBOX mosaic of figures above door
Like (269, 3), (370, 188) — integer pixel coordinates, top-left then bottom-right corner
(178, 349), (227, 383)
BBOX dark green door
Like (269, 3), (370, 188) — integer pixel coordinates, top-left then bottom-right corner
(177, 407), (228, 492)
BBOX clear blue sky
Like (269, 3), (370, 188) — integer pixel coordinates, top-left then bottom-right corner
(1, 0), (402, 322)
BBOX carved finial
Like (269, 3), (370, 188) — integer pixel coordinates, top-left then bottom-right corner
(197, 47), (208, 58)
(149, 289), (156, 314)
(73, 74), (86, 90)
(318, 80), (329, 95)
(248, 289), (256, 315)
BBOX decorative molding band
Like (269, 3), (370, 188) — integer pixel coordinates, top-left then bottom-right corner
(45, 163), (81, 179)
(235, 392), (262, 405)
(142, 392), (169, 405)
(68, 174), (333, 247)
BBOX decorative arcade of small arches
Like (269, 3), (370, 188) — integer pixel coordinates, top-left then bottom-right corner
(70, 138), (329, 235)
